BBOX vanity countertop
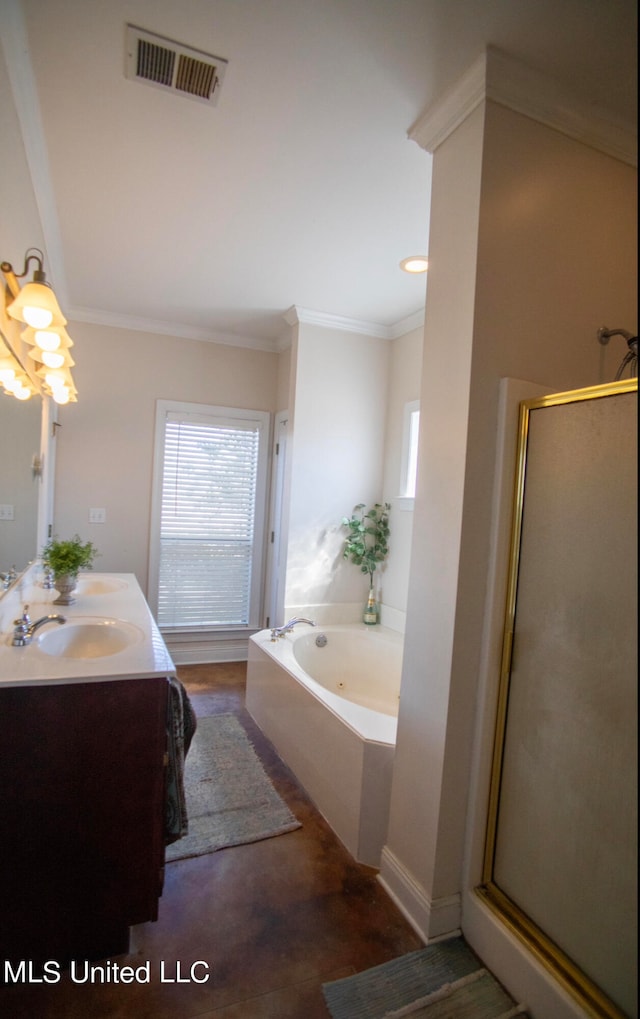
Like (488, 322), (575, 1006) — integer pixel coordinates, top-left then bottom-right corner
(0, 572), (175, 687)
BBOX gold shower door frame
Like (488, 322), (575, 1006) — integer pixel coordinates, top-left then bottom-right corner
(477, 378), (637, 1019)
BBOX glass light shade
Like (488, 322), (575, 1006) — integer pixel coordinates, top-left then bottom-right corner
(23, 325), (74, 352)
(26, 307), (52, 328)
(28, 345), (75, 369)
(41, 350), (66, 369)
(33, 329), (62, 351)
(4, 374), (30, 395)
(52, 385), (70, 405)
(44, 369), (68, 391)
(0, 359), (17, 385)
(39, 365), (77, 402)
(7, 281), (67, 329)
(14, 383), (33, 400)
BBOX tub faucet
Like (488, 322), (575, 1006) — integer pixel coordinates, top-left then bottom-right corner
(270, 617), (316, 640)
(12, 605), (66, 646)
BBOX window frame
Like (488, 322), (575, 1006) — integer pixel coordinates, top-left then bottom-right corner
(148, 399), (271, 632)
(398, 399), (420, 506)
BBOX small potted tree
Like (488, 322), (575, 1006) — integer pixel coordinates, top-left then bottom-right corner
(42, 535), (99, 605)
(341, 502), (390, 624)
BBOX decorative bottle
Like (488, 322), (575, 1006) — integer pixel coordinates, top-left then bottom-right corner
(363, 584), (378, 625)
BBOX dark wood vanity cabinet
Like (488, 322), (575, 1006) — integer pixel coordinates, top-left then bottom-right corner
(0, 676), (168, 967)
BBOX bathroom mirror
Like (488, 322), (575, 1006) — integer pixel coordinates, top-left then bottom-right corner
(0, 347), (55, 595)
(0, 388), (41, 585)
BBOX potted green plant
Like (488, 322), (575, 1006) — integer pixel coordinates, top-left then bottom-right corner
(41, 534), (99, 605)
(341, 502), (390, 624)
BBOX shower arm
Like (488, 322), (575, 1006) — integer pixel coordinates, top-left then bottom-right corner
(597, 326), (634, 346)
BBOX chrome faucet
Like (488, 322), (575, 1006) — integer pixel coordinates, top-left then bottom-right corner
(12, 605), (66, 646)
(270, 617), (316, 640)
(1, 566), (17, 590)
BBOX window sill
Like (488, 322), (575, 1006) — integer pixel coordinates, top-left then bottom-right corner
(394, 496), (415, 512)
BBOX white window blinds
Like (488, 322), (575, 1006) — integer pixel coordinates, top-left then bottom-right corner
(150, 403), (269, 629)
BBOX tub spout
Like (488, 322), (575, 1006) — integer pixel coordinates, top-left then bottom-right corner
(270, 617), (316, 640)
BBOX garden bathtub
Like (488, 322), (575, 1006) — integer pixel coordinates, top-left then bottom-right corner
(246, 623), (403, 866)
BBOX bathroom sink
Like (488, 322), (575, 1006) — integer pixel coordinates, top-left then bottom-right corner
(74, 577), (129, 596)
(37, 618), (144, 659)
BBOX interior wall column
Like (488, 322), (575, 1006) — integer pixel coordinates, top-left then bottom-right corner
(379, 84), (487, 938)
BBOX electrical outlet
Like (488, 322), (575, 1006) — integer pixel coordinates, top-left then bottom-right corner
(89, 508), (106, 523)
(0, 504), (14, 520)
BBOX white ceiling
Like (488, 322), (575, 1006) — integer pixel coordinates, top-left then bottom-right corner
(4, 0), (638, 349)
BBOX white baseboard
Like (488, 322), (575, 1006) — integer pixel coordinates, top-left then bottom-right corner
(378, 845), (461, 942)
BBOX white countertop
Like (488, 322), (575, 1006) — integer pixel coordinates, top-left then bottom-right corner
(0, 573), (176, 687)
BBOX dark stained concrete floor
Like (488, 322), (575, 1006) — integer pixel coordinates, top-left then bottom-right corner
(0, 662), (422, 1017)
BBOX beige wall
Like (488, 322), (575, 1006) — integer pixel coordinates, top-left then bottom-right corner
(271, 320), (421, 628)
(52, 322), (278, 594)
(284, 322), (390, 618)
(474, 103), (637, 391)
(275, 344), (291, 413)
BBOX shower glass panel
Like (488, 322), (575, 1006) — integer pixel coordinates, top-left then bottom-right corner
(478, 378), (637, 1019)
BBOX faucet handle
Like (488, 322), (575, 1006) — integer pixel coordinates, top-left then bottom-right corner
(14, 605), (31, 626)
(0, 569), (16, 589)
(11, 606), (31, 646)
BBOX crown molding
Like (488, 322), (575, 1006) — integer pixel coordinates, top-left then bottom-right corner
(409, 52), (488, 154)
(410, 46), (637, 167)
(284, 305), (392, 338)
(67, 304), (425, 350)
(68, 306), (279, 352)
(390, 308), (425, 339)
(284, 305), (425, 341)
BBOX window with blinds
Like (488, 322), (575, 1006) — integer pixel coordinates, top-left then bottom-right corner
(149, 402), (270, 629)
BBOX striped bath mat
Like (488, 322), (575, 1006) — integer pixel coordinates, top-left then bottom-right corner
(322, 936), (529, 1019)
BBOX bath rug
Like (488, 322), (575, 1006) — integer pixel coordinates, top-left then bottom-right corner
(165, 713), (301, 862)
(322, 936), (529, 1019)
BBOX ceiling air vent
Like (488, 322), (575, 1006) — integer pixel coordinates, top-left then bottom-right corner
(126, 25), (228, 106)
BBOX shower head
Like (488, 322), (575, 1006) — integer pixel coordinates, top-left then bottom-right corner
(614, 335), (638, 381)
(597, 326), (638, 380)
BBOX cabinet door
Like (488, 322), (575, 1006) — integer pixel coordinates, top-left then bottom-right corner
(0, 676), (168, 965)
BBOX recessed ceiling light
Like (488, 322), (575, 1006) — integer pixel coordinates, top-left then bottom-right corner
(400, 256), (429, 274)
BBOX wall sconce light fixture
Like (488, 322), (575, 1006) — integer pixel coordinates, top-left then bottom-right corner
(1, 248), (77, 404)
